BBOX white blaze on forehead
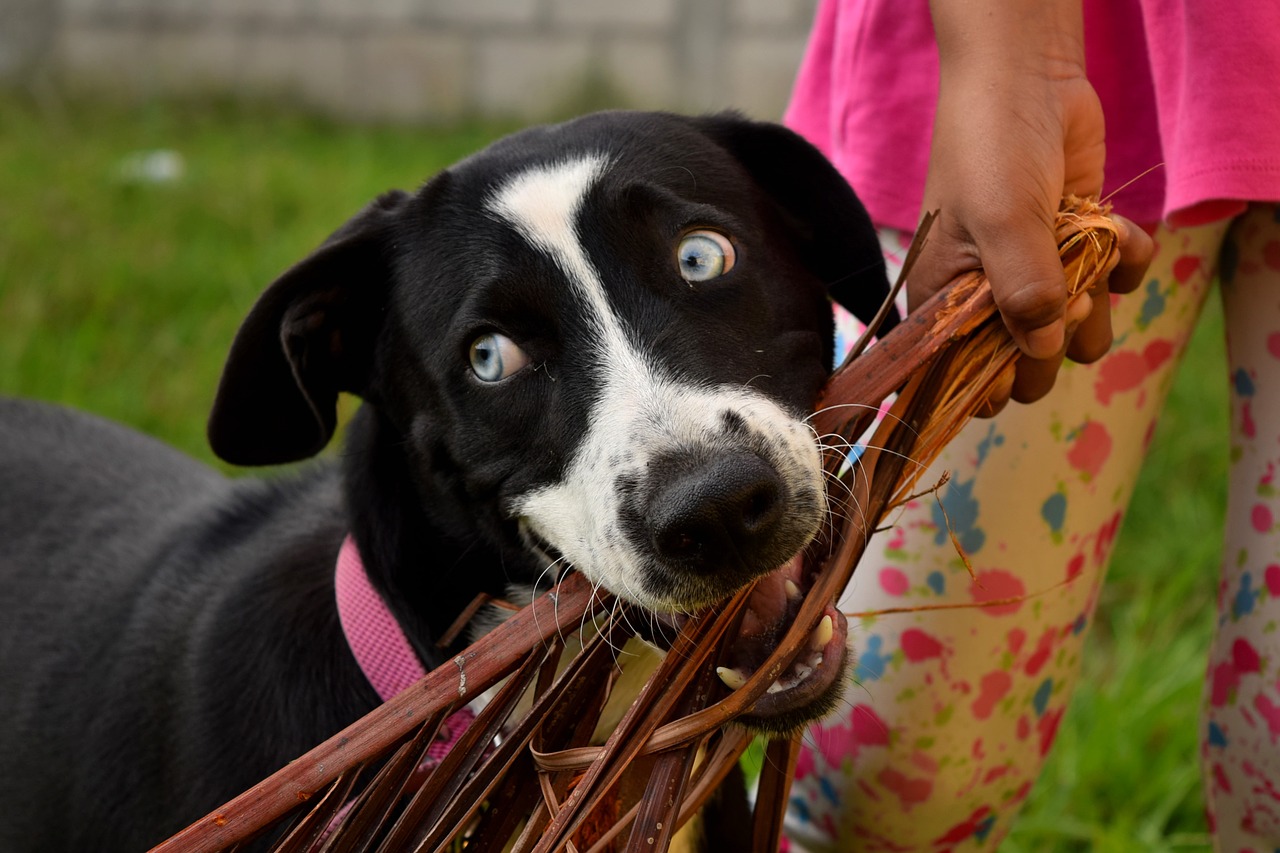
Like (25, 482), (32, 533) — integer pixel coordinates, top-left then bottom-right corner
(485, 154), (618, 339)
(485, 155), (668, 432)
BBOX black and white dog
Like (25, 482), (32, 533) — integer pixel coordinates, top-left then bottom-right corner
(0, 111), (890, 851)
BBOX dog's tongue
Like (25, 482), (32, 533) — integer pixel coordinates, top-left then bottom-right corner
(718, 554), (849, 720)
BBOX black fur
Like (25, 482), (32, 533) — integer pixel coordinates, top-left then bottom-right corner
(0, 110), (890, 851)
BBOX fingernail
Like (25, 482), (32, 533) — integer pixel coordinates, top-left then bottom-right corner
(1023, 322), (1064, 359)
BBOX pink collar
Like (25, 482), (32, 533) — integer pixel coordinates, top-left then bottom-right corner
(335, 536), (427, 701)
(334, 535), (472, 762)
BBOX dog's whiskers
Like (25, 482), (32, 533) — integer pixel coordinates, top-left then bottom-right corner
(817, 465), (858, 501)
(606, 601), (648, 666)
(806, 401), (921, 439)
(532, 551), (574, 653)
(591, 582), (631, 664)
(802, 401), (882, 423)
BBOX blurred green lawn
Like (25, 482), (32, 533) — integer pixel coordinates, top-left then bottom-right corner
(0, 95), (1227, 850)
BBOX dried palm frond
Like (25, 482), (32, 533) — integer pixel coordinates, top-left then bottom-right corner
(152, 196), (1120, 853)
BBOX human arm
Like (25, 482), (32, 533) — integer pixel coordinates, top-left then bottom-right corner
(914, 0), (1153, 408)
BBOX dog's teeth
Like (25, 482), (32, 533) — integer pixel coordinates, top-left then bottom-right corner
(810, 615), (833, 650)
(716, 666), (748, 691)
(766, 679), (786, 694)
(784, 579), (802, 600)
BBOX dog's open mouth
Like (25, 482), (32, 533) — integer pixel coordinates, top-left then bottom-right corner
(519, 522), (846, 729)
(719, 554), (848, 726)
(625, 553), (848, 731)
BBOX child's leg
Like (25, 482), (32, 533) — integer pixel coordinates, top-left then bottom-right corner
(1203, 204), (1280, 851)
(786, 220), (1228, 851)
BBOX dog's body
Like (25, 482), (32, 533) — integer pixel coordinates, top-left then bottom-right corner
(0, 403), (365, 850)
(0, 111), (889, 851)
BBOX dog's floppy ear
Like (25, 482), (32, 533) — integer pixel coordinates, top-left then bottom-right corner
(208, 189), (411, 466)
(691, 112), (896, 332)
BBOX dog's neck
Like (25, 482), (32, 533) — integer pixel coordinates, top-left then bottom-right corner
(340, 406), (536, 669)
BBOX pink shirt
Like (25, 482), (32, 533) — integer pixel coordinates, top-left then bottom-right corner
(785, 0), (1280, 230)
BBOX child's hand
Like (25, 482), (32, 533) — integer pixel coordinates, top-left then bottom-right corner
(910, 0), (1154, 412)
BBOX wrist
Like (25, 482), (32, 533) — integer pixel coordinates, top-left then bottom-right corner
(930, 0), (1086, 82)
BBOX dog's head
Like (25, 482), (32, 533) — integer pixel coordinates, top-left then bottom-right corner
(209, 111), (890, 726)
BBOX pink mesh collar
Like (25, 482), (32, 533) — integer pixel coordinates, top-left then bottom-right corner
(319, 535), (475, 845)
(335, 535), (428, 702)
(333, 535), (473, 764)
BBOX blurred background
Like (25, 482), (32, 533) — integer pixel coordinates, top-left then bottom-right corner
(0, 1), (1227, 850)
(0, 0), (816, 122)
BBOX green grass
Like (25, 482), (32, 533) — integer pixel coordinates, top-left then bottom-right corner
(0, 95), (509, 464)
(0, 94), (1230, 849)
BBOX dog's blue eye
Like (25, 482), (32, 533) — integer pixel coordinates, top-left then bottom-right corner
(469, 333), (529, 382)
(677, 230), (735, 283)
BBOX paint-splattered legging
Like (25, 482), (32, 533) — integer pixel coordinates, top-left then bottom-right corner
(785, 204), (1280, 851)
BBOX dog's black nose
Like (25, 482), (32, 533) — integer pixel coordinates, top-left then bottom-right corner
(647, 452), (786, 570)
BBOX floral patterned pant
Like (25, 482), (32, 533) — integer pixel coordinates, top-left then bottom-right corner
(785, 205), (1280, 851)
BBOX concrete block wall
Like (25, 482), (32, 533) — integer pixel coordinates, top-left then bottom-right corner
(3, 0), (820, 123)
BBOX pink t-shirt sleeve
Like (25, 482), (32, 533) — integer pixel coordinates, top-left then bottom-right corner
(785, 0), (1280, 229)
(784, 0), (940, 233)
(1141, 0), (1280, 226)
(784, 0), (838, 164)
(1083, 0), (1166, 223)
